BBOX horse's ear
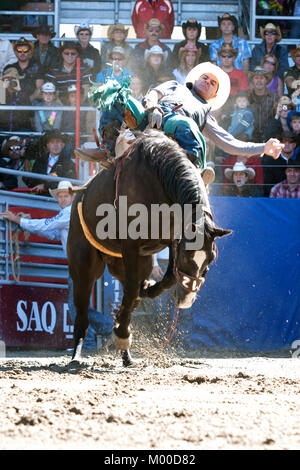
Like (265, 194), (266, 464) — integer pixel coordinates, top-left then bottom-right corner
(212, 227), (232, 239)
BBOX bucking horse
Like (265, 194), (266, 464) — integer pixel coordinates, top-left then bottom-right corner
(68, 129), (231, 366)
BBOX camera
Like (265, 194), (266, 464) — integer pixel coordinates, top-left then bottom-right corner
(282, 104), (290, 111)
(9, 79), (18, 88)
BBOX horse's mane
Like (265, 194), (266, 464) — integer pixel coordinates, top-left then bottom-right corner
(131, 129), (203, 206)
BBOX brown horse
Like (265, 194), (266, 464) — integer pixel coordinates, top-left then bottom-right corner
(68, 130), (231, 365)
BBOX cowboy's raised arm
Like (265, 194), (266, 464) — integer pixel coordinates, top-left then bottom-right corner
(203, 113), (284, 159)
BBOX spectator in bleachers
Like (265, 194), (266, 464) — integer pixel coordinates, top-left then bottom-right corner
(227, 90), (254, 140)
(172, 43), (201, 85)
(171, 19), (209, 70)
(261, 54), (284, 97)
(269, 158), (300, 198)
(61, 84), (95, 137)
(284, 45), (300, 97)
(0, 39), (16, 76)
(31, 24), (60, 78)
(218, 43), (249, 97)
(223, 161), (262, 197)
(75, 21), (101, 80)
(33, 81), (63, 132)
(287, 110), (300, 137)
(222, 149), (264, 193)
(248, 66), (278, 142)
(101, 23), (132, 71)
(287, 1), (300, 39)
(262, 131), (299, 196)
(0, 136), (29, 190)
(0, 67), (33, 132)
(3, 37), (44, 103)
(95, 47), (133, 84)
(209, 13), (251, 73)
(140, 45), (173, 91)
(25, 130), (76, 193)
(130, 18), (172, 71)
(250, 23), (289, 80)
(263, 95), (294, 140)
(46, 41), (92, 105)
(129, 75), (145, 101)
(131, 0), (174, 39)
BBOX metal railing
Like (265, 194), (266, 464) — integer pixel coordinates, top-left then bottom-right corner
(0, 188), (68, 287)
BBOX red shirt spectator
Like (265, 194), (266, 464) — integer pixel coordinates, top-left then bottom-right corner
(132, 0), (174, 39)
(227, 68), (249, 96)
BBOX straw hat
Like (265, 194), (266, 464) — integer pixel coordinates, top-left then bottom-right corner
(217, 43), (238, 58)
(49, 180), (73, 200)
(178, 43), (200, 61)
(224, 162), (256, 180)
(144, 18), (164, 33)
(107, 23), (129, 40)
(74, 21), (93, 36)
(13, 37), (34, 53)
(0, 67), (23, 81)
(144, 45), (168, 62)
(259, 23), (282, 42)
(248, 66), (272, 84)
(185, 62), (231, 111)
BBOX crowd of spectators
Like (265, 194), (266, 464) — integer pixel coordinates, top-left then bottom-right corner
(0, 3), (300, 199)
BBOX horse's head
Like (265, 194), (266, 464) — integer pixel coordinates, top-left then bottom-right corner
(174, 214), (231, 309)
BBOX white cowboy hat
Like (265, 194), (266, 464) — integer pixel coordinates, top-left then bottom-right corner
(49, 180), (73, 200)
(144, 45), (168, 62)
(184, 62), (231, 110)
(74, 21), (93, 36)
(224, 162), (256, 180)
(41, 82), (56, 93)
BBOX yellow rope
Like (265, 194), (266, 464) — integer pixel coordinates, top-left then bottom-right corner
(77, 201), (122, 258)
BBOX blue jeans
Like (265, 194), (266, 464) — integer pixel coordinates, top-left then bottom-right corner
(68, 277), (114, 349)
(161, 111), (206, 168)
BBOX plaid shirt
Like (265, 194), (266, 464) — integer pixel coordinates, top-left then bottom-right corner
(270, 180), (300, 199)
(209, 36), (252, 70)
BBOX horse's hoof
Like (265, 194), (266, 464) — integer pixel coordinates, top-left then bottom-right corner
(112, 330), (132, 351)
(121, 350), (135, 367)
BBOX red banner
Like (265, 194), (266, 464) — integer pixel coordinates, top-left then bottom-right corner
(0, 284), (73, 349)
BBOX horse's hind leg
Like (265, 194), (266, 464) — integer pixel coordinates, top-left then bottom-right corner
(69, 246), (105, 362)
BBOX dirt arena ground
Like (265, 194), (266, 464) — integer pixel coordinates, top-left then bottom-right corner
(0, 336), (299, 451)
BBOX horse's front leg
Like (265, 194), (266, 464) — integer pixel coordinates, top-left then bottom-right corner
(112, 242), (145, 366)
(141, 249), (175, 299)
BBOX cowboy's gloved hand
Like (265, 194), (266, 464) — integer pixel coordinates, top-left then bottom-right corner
(147, 107), (163, 129)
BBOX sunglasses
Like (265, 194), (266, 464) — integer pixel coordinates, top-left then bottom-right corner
(265, 31), (277, 36)
(63, 51), (77, 56)
(9, 145), (22, 150)
(111, 57), (124, 61)
(264, 59), (275, 65)
(16, 48), (30, 53)
(221, 54), (234, 58)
